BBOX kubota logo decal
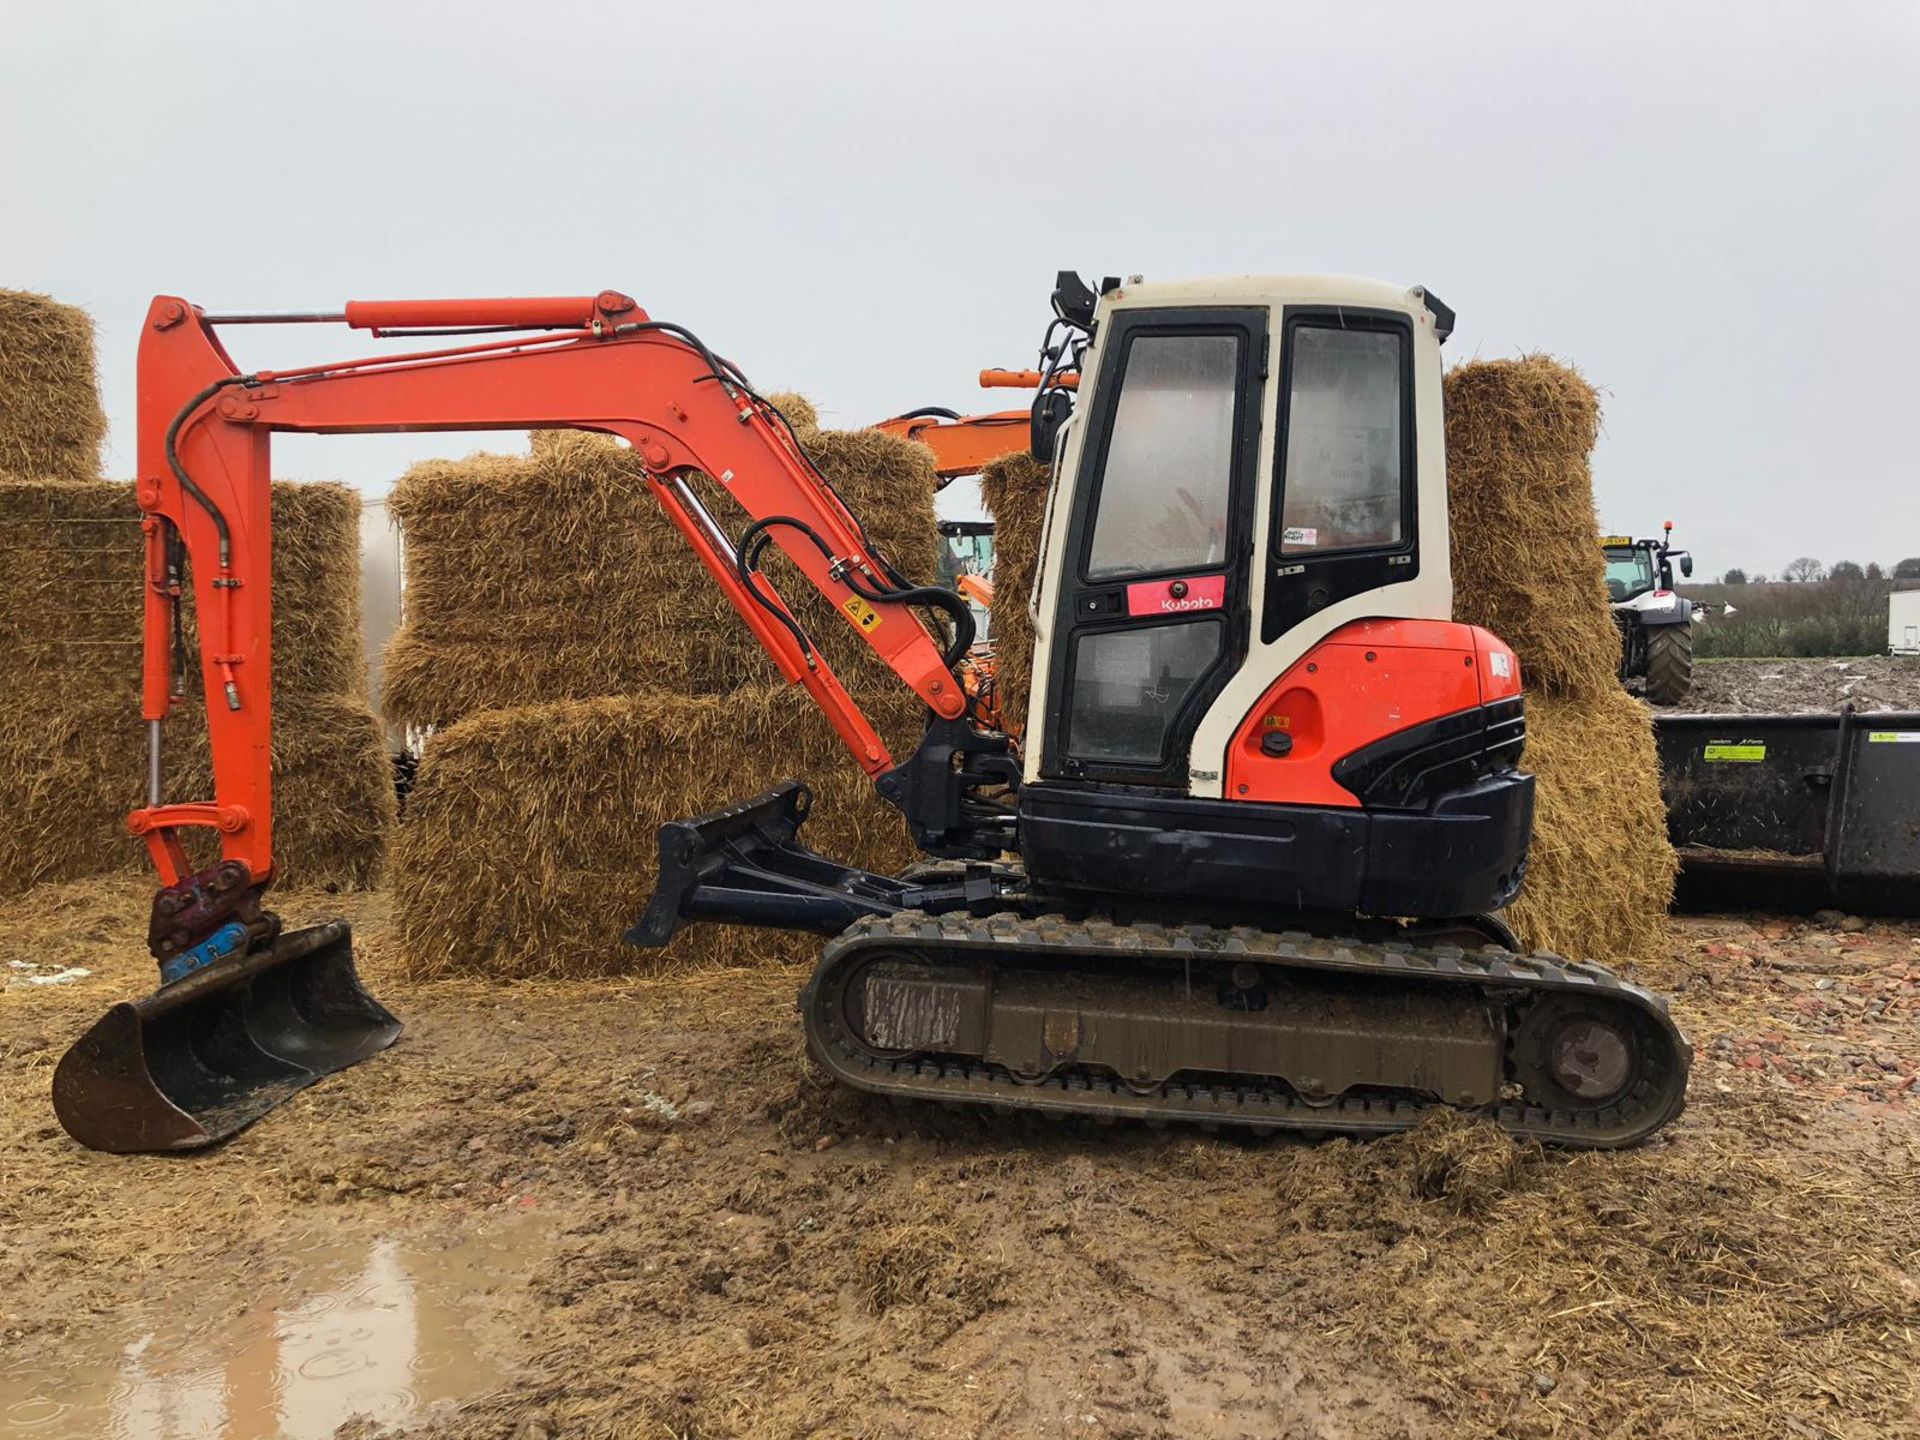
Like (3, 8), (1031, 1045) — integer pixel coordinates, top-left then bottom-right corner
(1125, 575), (1226, 618)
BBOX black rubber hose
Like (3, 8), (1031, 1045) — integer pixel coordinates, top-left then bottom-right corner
(733, 529), (816, 666)
(738, 516), (975, 669)
(164, 376), (254, 567)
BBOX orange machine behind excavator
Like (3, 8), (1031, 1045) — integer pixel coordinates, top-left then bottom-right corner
(53, 275), (1688, 1154)
(872, 370), (1075, 486)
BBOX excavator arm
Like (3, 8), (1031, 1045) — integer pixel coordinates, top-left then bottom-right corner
(53, 288), (1014, 1154)
(135, 289), (989, 893)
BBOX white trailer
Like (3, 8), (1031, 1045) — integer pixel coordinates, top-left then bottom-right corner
(1891, 589), (1920, 656)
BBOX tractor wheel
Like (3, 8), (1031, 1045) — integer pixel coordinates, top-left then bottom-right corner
(1644, 623), (1694, 706)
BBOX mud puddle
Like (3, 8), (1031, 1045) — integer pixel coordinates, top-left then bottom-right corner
(0, 1220), (547, 1439)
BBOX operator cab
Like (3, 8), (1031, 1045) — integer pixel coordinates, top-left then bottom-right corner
(1011, 272), (1530, 918)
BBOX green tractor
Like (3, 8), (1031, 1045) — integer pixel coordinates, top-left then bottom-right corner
(1602, 521), (1696, 706)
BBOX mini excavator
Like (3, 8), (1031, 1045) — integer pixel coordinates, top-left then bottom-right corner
(53, 274), (1689, 1153)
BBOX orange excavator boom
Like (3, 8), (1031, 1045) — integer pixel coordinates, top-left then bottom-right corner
(54, 289), (1002, 1154)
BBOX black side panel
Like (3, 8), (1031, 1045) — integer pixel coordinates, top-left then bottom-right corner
(1333, 697), (1525, 810)
(1017, 771), (1534, 920)
(1363, 775), (1534, 916)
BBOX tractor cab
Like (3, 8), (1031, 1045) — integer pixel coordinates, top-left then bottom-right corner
(1602, 522), (1692, 602)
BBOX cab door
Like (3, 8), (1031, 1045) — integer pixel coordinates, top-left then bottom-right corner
(1039, 307), (1265, 787)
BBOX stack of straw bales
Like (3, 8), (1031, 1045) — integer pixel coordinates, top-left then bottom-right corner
(0, 290), (106, 482)
(1444, 356), (1676, 961)
(0, 479), (393, 893)
(978, 451), (1051, 737)
(0, 293), (390, 893)
(390, 406), (939, 978)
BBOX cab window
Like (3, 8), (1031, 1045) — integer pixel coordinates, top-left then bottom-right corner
(1275, 323), (1410, 556)
(1084, 332), (1241, 580)
(1605, 548), (1656, 600)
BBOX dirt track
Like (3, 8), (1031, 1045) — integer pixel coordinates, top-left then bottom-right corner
(5, 880), (1919, 1440)
(1683, 655), (1920, 714)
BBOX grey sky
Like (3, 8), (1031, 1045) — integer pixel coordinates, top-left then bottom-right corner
(4, 2), (1915, 576)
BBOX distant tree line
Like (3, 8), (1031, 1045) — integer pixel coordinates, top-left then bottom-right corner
(1722, 557), (1920, 585)
(1688, 560), (1913, 657)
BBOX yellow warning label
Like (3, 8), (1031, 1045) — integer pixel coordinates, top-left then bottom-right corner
(842, 596), (881, 633)
(1868, 731), (1920, 744)
(1262, 714), (1290, 730)
(1703, 743), (1766, 762)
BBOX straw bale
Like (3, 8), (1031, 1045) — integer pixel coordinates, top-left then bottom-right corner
(1502, 686), (1677, 961)
(1444, 357), (1622, 699)
(393, 685), (920, 979)
(0, 290), (106, 483)
(0, 691), (146, 894)
(383, 426), (938, 751)
(0, 477), (388, 893)
(763, 391), (819, 432)
(268, 481), (367, 700)
(157, 693), (394, 890)
(978, 450), (1049, 735)
(0, 478), (366, 701)
(0, 689), (390, 894)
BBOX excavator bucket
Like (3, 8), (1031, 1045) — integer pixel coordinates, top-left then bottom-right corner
(51, 921), (401, 1154)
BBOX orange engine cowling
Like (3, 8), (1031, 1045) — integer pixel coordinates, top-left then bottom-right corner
(1226, 619), (1524, 808)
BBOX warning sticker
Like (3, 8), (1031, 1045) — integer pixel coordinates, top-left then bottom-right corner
(1282, 526), (1318, 546)
(841, 596), (881, 632)
(1703, 742), (1766, 762)
(1868, 731), (1920, 743)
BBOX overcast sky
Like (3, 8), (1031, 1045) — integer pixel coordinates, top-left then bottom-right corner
(5, 2), (1915, 576)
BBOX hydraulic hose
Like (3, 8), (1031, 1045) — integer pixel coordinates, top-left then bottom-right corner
(736, 515), (975, 669)
(164, 376), (255, 568)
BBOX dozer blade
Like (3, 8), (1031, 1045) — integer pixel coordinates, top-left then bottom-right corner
(51, 921), (401, 1154)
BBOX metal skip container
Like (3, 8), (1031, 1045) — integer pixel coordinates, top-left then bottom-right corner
(1656, 706), (1920, 915)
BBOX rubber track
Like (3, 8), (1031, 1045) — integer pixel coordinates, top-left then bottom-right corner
(804, 911), (1691, 1148)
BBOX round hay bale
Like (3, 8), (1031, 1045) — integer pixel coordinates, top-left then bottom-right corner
(1444, 357), (1621, 700)
(0, 290), (106, 483)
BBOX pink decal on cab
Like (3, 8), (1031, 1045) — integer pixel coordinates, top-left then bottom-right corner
(1126, 574), (1226, 618)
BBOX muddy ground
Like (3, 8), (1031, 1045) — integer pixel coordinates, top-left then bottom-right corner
(1680, 654), (1920, 714)
(5, 879), (1919, 1440)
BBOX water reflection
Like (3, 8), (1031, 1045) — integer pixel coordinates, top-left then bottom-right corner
(1, 1229), (533, 1439)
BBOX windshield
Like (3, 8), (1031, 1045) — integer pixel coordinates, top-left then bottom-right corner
(1604, 546), (1656, 601)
